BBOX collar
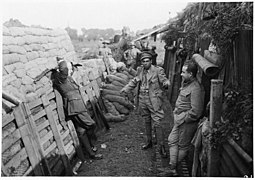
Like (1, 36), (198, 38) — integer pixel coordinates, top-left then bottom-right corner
(182, 77), (196, 87)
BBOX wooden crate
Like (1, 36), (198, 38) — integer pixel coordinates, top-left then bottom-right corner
(2, 105), (44, 176)
(2, 78), (104, 176)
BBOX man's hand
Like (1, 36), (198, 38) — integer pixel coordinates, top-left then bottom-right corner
(163, 80), (170, 89)
(174, 112), (186, 126)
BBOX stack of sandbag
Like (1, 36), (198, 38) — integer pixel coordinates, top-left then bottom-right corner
(101, 68), (136, 122)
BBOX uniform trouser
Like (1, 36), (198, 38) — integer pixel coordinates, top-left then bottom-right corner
(71, 112), (96, 137)
(139, 94), (165, 145)
(70, 112), (96, 155)
(168, 121), (198, 169)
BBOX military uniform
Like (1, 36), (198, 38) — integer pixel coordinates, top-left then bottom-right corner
(52, 61), (95, 136)
(121, 52), (170, 155)
(168, 78), (204, 170)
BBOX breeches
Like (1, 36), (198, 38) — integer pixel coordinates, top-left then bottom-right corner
(70, 112), (96, 137)
(139, 94), (164, 127)
(168, 122), (198, 149)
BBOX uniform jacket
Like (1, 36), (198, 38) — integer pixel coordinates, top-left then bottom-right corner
(122, 65), (169, 111)
(53, 70), (87, 116)
(174, 78), (204, 124)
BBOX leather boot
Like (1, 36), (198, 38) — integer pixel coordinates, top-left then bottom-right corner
(142, 120), (152, 150)
(155, 126), (167, 158)
(79, 133), (103, 160)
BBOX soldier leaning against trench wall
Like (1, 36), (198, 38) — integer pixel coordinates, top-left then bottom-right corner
(2, 25), (106, 115)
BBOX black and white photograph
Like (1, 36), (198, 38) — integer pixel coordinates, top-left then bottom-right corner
(1, 0), (253, 177)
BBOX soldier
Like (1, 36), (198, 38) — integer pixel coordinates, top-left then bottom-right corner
(120, 51), (170, 158)
(52, 60), (103, 160)
(123, 41), (141, 69)
(98, 40), (112, 57)
(161, 60), (204, 176)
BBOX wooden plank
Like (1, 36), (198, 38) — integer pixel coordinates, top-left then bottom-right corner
(22, 103), (52, 175)
(4, 148), (27, 170)
(67, 146), (76, 160)
(15, 104), (44, 175)
(168, 51), (177, 100)
(41, 94), (72, 175)
(221, 149), (240, 177)
(43, 142), (57, 157)
(46, 87), (54, 97)
(61, 129), (70, 140)
(2, 162), (9, 176)
(84, 84), (94, 102)
(41, 131), (54, 145)
(33, 109), (46, 122)
(19, 124), (44, 175)
(223, 143), (250, 176)
(28, 98), (42, 110)
(91, 80), (100, 98)
(57, 124), (63, 132)
(208, 80), (223, 177)
(54, 89), (67, 129)
(227, 138), (253, 164)
(64, 141), (73, 155)
(85, 85), (105, 129)
(48, 91), (55, 100)
(37, 121), (50, 132)
(79, 86), (89, 105)
(2, 113), (15, 127)
(2, 129), (21, 153)
(50, 102), (57, 111)
(67, 120), (85, 162)
(220, 156), (232, 177)
(23, 166), (33, 176)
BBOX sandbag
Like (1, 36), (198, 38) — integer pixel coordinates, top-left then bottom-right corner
(106, 74), (128, 86)
(112, 102), (130, 115)
(102, 83), (123, 91)
(111, 80), (125, 88)
(101, 89), (124, 97)
(120, 70), (134, 79)
(123, 67), (137, 77)
(104, 94), (134, 110)
(104, 113), (126, 122)
(102, 98), (120, 116)
(113, 72), (130, 81)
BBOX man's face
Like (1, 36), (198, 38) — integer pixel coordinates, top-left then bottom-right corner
(181, 65), (192, 82)
(67, 62), (74, 76)
(141, 58), (152, 70)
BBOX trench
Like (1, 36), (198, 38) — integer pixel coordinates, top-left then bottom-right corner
(75, 93), (192, 177)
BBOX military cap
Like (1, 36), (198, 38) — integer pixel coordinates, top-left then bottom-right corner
(58, 60), (68, 76)
(140, 51), (153, 61)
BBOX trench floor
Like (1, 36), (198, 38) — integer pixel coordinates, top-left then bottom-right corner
(76, 96), (192, 177)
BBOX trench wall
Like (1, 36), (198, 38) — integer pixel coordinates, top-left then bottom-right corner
(2, 25), (106, 176)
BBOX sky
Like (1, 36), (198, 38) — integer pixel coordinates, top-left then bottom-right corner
(2, 0), (189, 33)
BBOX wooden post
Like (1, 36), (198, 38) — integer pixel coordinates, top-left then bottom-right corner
(14, 105), (44, 175)
(103, 55), (110, 74)
(2, 90), (21, 106)
(168, 50), (177, 102)
(207, 79), (223, 176)
(41, 94), (73, 175)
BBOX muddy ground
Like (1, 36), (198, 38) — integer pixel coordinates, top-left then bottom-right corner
(75, 94), (184, 177)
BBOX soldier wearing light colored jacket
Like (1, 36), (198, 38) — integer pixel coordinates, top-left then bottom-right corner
(120, 51), (170, 157)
